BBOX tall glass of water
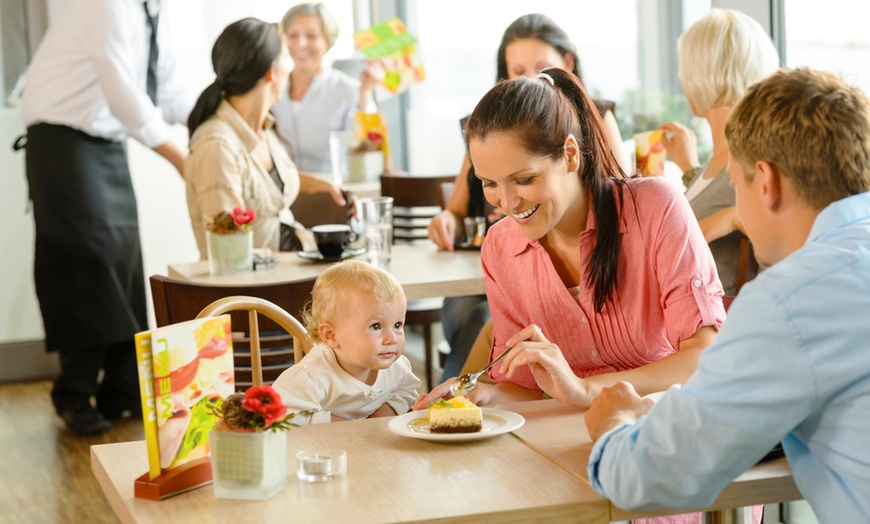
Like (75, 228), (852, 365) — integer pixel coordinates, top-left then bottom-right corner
(360, 196), (393, 268)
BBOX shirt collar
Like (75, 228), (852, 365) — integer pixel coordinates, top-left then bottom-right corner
(808, 191), (870, 242)
(215, 100), (275, 153)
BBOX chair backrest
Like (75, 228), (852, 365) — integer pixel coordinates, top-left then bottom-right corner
(380, 173), (456, 242)
(290, 190), (354, 229)
(736, 236), (759, 295)
(150, 275), (317, 390)
(195, 296), (314, 388)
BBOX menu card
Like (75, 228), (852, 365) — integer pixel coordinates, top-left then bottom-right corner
(135, 315), (235, 479)
(353, 18), (425, 95)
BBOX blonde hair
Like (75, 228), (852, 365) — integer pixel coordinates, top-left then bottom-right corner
(304, 260), (406, 341)
(726, 68), (870, 209)
(678, 9), (780, 114)
(280, 3), (339, 50)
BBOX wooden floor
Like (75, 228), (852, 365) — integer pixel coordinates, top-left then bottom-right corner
(0, 381), (143, 524)
(0, 331), (436, 524)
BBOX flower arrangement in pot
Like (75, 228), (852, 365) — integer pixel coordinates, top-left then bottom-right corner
(204, 206), (256, 234)
(203, 207), (256, 274)
(209, 385), (310, 500)
(213, 385), (299, 432)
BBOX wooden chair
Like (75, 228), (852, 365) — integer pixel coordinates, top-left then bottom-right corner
(380, 173), (456, 242)
(723, 236), (760, 312)
(149, 275), (317, 390)
(379, 173), (456, 389)
(196, 296), (314, 387)
(736, 236), (759, 295)
(290, 190), (354, 229)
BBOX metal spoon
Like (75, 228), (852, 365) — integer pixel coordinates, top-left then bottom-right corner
(449, 347), (514, 397)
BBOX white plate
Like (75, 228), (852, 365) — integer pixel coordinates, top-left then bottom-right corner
(388, 408), (525, 442)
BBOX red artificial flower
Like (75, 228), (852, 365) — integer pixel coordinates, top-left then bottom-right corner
(366, 130), (383, 143)
(231, 206), (256, 228)
(242, 386), (288, 427)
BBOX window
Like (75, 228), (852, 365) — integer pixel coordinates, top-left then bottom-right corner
(783, 0), (870, 94)
(403, 0), (711, 174)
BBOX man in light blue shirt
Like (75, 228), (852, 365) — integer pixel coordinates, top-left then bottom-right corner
(582, 68), (870, 521)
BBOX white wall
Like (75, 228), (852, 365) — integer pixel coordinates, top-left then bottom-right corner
(0, 106), (41, 342)
(1, 0), (365, 345)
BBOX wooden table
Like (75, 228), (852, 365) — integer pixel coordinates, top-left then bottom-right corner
(167, 244), (485, 301)
(91, 400), (801, 523)
(92, 403), (608, 523)
(504, 400), (803, 521)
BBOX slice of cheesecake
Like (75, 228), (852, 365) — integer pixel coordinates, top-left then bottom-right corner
(428, 397), (483, 433)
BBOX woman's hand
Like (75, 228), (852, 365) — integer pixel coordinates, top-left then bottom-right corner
(428, 209), (459, 251)
(359, 60), (386, 111)
(499, 325), (594, 407)
(660, 122), (700, 174)
(413, 379), (496, 410)
(699, 206), (744, 243)
(299, 172), (347, 207)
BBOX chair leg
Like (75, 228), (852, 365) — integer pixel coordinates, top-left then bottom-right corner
(423, 324), (434, 391)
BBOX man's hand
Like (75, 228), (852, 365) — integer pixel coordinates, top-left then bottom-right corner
(584, 381), (654, 443)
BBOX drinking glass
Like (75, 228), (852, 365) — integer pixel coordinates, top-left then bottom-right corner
(360, 197), (393, 267)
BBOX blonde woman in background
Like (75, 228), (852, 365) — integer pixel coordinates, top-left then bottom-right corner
(661, 9), (780, 296)
(271, 3), (383, 174)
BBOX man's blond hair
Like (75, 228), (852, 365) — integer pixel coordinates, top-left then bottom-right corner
(304, 260), (405, 341)
(726, 68), (870, 209)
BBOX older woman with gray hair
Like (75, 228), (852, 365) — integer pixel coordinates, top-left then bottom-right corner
(271, 3), (383, 174)
(661, 8), (780, 296)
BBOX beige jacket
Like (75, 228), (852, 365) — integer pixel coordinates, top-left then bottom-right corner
(185, 100), (301, 256)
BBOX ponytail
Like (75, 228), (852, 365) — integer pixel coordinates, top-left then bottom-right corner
(187, 18), (282, 140)
(187, 81), (224, 139)
(545, 68), (625, 312)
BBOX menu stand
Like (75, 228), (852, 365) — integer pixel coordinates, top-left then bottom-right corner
(134, 457), (213, 501)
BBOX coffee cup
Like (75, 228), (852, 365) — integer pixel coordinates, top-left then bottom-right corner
(312, 224), (357, 258)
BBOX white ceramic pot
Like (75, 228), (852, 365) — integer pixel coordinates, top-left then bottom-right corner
(348, 151), (385, 182)
(206, 231), (253, 275)
(209, 429), (287, 500)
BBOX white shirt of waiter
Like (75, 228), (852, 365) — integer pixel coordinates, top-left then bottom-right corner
(22, 0), (192, 147)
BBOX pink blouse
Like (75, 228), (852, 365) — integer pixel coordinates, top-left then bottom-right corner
(482, 177), (725, 389)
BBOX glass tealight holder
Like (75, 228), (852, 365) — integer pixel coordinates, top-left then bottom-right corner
(296, 449), (347, 483)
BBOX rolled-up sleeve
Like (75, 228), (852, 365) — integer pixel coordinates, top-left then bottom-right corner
(650, 182), (725, 348)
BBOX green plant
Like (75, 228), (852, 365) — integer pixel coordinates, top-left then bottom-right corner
(614, 88), (712, 165)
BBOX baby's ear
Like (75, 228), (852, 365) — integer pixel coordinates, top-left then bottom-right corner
(319, 323), (339, 349)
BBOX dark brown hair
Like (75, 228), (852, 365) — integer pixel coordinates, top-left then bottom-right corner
(496, 14), (581, 83)
(465, 68), (625, 312)
(188, 18), (282, 138)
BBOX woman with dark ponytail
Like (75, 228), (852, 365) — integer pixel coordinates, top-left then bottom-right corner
(185, 17), (345, 256)
(417, 68), (725, 411)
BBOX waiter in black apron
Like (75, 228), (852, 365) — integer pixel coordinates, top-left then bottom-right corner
(19, 0), (192, 434)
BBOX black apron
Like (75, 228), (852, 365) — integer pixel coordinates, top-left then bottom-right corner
(25, 123), (147, 351)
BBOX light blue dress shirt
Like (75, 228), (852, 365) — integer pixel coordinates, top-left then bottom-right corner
(271, 68), (359, 174)
(588, 192), (870, 522)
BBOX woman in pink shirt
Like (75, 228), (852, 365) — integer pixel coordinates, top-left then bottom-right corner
(417, 68), (724, 409)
